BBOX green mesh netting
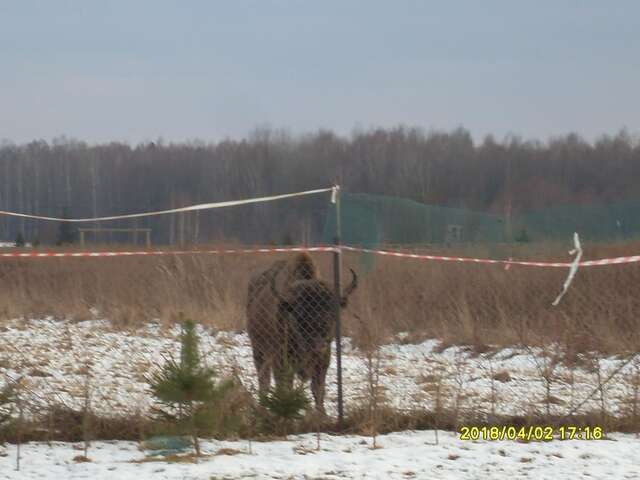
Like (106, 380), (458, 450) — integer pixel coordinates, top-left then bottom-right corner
(322, 193), (505, 248)
(517, 201), (640, 242)
(322, 193), (640, 251)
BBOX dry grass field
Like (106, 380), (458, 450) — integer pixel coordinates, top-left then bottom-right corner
(0, 240), (639, 354)
(1, 241), (640, 447)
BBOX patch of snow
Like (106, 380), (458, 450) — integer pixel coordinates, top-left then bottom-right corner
(0, 242), (31, 248)
(0, 318), (637, 420)
(0, 431), (638, 479)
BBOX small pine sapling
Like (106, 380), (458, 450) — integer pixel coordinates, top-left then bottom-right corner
(259, 377), (309, 439)
(0, 381), (15, 442)
(148, 319), (234, 456)
(0, 377), (24, 470)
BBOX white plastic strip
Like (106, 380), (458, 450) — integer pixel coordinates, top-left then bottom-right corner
(331, 185), (340, 204)
(0, 187), (334, 223)
(552, 232), (583, 306)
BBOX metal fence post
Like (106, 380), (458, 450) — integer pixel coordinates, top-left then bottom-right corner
(332, 185), (344, 429)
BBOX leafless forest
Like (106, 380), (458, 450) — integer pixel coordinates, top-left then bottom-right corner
(1, 127), (639, 245)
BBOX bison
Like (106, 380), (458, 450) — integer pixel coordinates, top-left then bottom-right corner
(246, 253), (357, 412)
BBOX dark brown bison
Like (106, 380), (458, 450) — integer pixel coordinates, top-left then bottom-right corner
(246, 253), (357, 412)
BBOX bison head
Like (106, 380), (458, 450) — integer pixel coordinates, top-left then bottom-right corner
(270, 269), (358, 352)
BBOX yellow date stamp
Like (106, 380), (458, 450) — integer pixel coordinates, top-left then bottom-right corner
(459, 425), (604, 441)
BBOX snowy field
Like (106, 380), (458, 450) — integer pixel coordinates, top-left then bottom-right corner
(0, 318), (637, 420)
(1, 318), (639, 479)
(1, 430), (638, 479)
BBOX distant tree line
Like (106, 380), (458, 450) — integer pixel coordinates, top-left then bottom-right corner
(0, 127), (638, 245)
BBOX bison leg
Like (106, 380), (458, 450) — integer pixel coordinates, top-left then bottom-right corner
(273, 356), (294, 392)
(253, 350), (271, 398)
(311, 348), (331, 414)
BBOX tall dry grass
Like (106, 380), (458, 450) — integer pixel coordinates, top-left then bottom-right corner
(344, 240), (640, 354)
(0, 241), (639, 353)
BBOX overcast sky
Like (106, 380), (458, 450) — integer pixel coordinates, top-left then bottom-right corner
(1, 1), (638, 144)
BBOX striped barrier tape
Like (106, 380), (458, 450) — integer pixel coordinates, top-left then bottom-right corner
(340, 245), (640, 268)
(341, 245), (569, 267)
(0, 246), (337, 258)
(0, 244), (639, 267)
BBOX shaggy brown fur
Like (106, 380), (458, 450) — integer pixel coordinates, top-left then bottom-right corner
(246, 253), (357, 412)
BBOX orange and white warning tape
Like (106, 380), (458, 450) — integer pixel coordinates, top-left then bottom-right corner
(340, 245), (640, 268)
(0, 244), (639, 268)
(0, 246), (337, 258)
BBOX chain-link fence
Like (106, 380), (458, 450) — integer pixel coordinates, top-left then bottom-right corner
(1, 184), (640, 437)
(0, 245), (640, 437)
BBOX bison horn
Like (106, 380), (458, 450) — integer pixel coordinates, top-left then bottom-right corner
(340, 269), (358, 307)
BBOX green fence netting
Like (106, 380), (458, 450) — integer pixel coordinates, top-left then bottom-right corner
(516, 201), (640, 243)
(322, 192), (640, 250)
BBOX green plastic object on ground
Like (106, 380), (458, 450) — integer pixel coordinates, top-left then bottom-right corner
(141, 435), (192, 456)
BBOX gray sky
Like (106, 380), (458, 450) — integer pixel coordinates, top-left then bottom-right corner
(1, 1), (638, 144)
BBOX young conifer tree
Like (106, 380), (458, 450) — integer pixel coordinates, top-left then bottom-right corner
(0, 382), (14, 436)
(148, 318), (233, 456)
(259, 367), (309, 438)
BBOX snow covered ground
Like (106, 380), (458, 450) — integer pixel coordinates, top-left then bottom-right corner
(1, 318), (639, 478)
(1, 430), (638, 479)
(0, 318), (637, 420)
